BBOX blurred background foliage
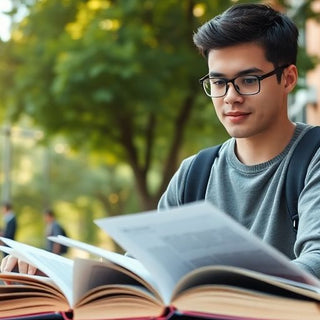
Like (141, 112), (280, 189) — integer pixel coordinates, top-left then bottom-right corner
(0, 0), (318, 252)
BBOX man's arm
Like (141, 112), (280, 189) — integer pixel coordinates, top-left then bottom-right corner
(158, 155), (195, 210)
(292, 148), (320, 278)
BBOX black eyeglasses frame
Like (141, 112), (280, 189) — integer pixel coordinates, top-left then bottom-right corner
(199, 64), (290, 98)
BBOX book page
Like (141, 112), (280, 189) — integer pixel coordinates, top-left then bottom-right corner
(0, 237), (74, 306)
(172, 265), (320, 302)
(0, 245), (14, 256)
(95, 201), (320, 304)
(48, 235), (159, 294)
(72, 258), (163, 306)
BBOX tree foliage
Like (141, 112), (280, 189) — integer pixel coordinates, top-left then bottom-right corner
(0, 0), (318, 211)
(0, 0), (230, 210)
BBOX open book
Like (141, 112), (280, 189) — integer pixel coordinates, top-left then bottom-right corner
(1, 201), (320, 320)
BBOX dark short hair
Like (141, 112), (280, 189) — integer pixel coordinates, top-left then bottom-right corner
(2, 202), (12, 210)
(44, 208), (55, 217)
(193, 3), (298, 67)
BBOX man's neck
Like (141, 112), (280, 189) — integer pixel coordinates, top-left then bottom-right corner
(4, 212), (14, 223)
(235, 122), (296, 165)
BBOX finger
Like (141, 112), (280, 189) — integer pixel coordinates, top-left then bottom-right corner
(18, 260), (30, 274)
(0, 255), (9, 272)
(1, 255), (18, 273)
(1, 256), (12, 284)
(27, 264), (37, 275)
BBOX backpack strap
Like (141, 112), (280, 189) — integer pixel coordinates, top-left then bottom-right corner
(183, 145), (222, 203)
(183, 126), (320, 232)
(285, 126), (320, 231)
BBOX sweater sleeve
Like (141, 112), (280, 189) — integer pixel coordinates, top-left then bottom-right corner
(291, 148), (320, 278)
(158, 155), (195, 210)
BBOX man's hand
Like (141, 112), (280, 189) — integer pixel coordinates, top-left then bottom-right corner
(0, 255), (37, 275)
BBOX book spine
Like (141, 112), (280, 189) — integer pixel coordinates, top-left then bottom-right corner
(61, 311), (73, 320)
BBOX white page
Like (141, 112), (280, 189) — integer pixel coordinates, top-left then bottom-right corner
(48, 235), (160, 293)
(0, 237), (74, 306)
(0, 245), (13, 256)
(95, 201), (320, 304)
(71, 258), (161, 305)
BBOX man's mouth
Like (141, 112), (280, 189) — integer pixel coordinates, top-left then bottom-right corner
(225, 111), (251, 122)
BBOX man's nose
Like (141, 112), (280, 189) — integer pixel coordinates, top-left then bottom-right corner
(224, 82), (243, 103)
(226, 80), (241, 95)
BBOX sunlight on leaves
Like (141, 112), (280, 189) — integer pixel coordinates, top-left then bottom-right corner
(87, 0), (111, 11)
(193, 3), (205, 17)
(99, 19), (120, 31)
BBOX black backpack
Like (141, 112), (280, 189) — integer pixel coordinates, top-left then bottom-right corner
(59, 226), (69, 254)
(183, 126), (320, 231)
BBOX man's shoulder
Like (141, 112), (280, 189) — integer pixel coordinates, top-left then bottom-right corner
(52, 221), (63, 231)
(179, 139), (232, 171)
(6, 213), (16, 223)
(294, 122), (316, 137)
(290, 123), (320, 150)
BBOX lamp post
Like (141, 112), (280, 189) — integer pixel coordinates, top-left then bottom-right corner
(1, 125), (12, 203)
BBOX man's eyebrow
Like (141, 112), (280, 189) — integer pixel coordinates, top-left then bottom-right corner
(209, 67), (263, 78)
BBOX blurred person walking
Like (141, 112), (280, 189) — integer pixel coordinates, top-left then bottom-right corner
(44, 209), (68, 255)
(0, 203), (17, 257)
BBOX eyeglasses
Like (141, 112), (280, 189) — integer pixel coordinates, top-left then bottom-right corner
(199, 65), (289, 98)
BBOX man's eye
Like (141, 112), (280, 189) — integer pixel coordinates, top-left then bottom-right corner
(210, 79), (226, 87)
(241, 76), (258, 86)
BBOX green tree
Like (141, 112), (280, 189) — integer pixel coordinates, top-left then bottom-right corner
(0, 0), (318, 211)
(0, 0), (231, 210)
(4, 133), (137, 247)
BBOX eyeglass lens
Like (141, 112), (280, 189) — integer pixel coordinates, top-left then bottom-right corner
(203, 75), (260, 98)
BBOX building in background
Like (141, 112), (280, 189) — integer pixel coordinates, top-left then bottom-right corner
(305, 0), (320, 125)
(270, 0), (320, 125)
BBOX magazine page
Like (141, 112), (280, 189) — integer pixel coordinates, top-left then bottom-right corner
(0, 237), (74, 306)
(95, 201), (320, 304)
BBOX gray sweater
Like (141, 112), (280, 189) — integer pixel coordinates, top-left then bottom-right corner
(158, 122), (320, 278)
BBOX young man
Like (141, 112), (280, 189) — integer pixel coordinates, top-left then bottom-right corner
(0, 203), (17, 240)
(158, 3), (320, 279)
(44, 209), (68, 255)
(0, 203), (17, 257)
(2, 4), (320, 278)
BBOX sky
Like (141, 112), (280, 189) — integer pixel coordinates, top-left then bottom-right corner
(0, 0), (12, 41)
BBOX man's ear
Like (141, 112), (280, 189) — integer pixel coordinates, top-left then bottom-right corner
(283, 64), (298, 93)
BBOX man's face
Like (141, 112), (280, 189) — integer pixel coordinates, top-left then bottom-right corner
(44, 214), (51, 224)
(207, 43), (291, 139)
